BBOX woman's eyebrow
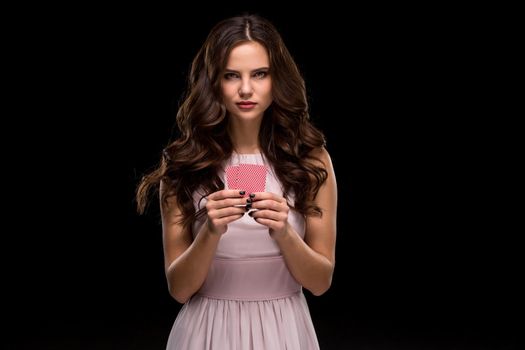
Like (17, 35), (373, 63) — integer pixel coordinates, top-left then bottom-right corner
(224, 67), (270, 73)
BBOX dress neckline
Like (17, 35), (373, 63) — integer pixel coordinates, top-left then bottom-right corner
(229, 152), (266, 167)
(232, 151), (262, 156)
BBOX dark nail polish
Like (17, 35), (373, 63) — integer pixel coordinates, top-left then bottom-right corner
(246, 198), (252, 204)
(239, 190), (245, 195)
(249, 193), (255, 198)
(245, 204), (252, 211)
(248, 211), (253, 217)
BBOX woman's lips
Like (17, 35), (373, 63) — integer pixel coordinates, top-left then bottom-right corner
(236, 102), (257, 109)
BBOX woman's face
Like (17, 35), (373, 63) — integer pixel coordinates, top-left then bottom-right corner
(221, 41), (273, 122)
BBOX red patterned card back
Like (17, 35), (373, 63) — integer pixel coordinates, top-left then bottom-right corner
(225, 165), (239, 190)
(225, 164), (267, 197)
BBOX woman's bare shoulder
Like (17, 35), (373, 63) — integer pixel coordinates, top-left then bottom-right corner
(308, 146), (333, 169)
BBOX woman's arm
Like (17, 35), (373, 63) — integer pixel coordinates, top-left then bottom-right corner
(161, 184), (246, 303)
(250, 147), (337, 295)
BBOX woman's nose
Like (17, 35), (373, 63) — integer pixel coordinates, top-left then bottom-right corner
(238, 80), (253, 96)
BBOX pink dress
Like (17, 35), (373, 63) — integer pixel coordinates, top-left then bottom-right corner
(166, 153), (320, 350)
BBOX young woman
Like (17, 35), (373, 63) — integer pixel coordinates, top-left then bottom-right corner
(137, 14), (337, 350)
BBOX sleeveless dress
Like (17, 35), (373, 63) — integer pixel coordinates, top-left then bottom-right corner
(166, 153), (320, 350)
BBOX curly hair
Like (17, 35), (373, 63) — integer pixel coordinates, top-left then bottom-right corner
(136, 14), (327, 232)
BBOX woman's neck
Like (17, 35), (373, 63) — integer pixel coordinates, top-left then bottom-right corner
(228, 118), (262, 154)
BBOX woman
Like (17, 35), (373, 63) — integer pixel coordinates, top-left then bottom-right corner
(136, 13), (337, 350)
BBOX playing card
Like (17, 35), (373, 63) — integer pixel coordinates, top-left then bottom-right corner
(225, 164), (267, 197)
(225, 165), (240, 190)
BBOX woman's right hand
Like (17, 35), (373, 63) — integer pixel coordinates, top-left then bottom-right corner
(205, 190), (250, 235)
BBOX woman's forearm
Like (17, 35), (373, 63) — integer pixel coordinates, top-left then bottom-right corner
(166, 224), (221, 303)
(274, 227), (334, 296)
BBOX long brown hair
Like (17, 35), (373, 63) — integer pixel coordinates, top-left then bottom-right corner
(136, 14), (327, 232)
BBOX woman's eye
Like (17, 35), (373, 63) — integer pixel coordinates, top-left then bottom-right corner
(224, 73), (239, 80)
(254, 71), (267, 79)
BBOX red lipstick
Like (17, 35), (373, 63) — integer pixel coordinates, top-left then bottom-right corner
(236, 101), (257, 109)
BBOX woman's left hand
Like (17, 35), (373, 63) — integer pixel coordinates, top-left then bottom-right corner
(248, 192), (290, 239)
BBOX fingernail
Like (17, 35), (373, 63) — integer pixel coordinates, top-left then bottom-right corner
(245, 204), (252, 211)
(246, 198), (252, 204)
(249, 193), (255, 198)
(239, 190), (245, 195)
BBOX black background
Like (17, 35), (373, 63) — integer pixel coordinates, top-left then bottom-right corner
(7, 3), (519, 349)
